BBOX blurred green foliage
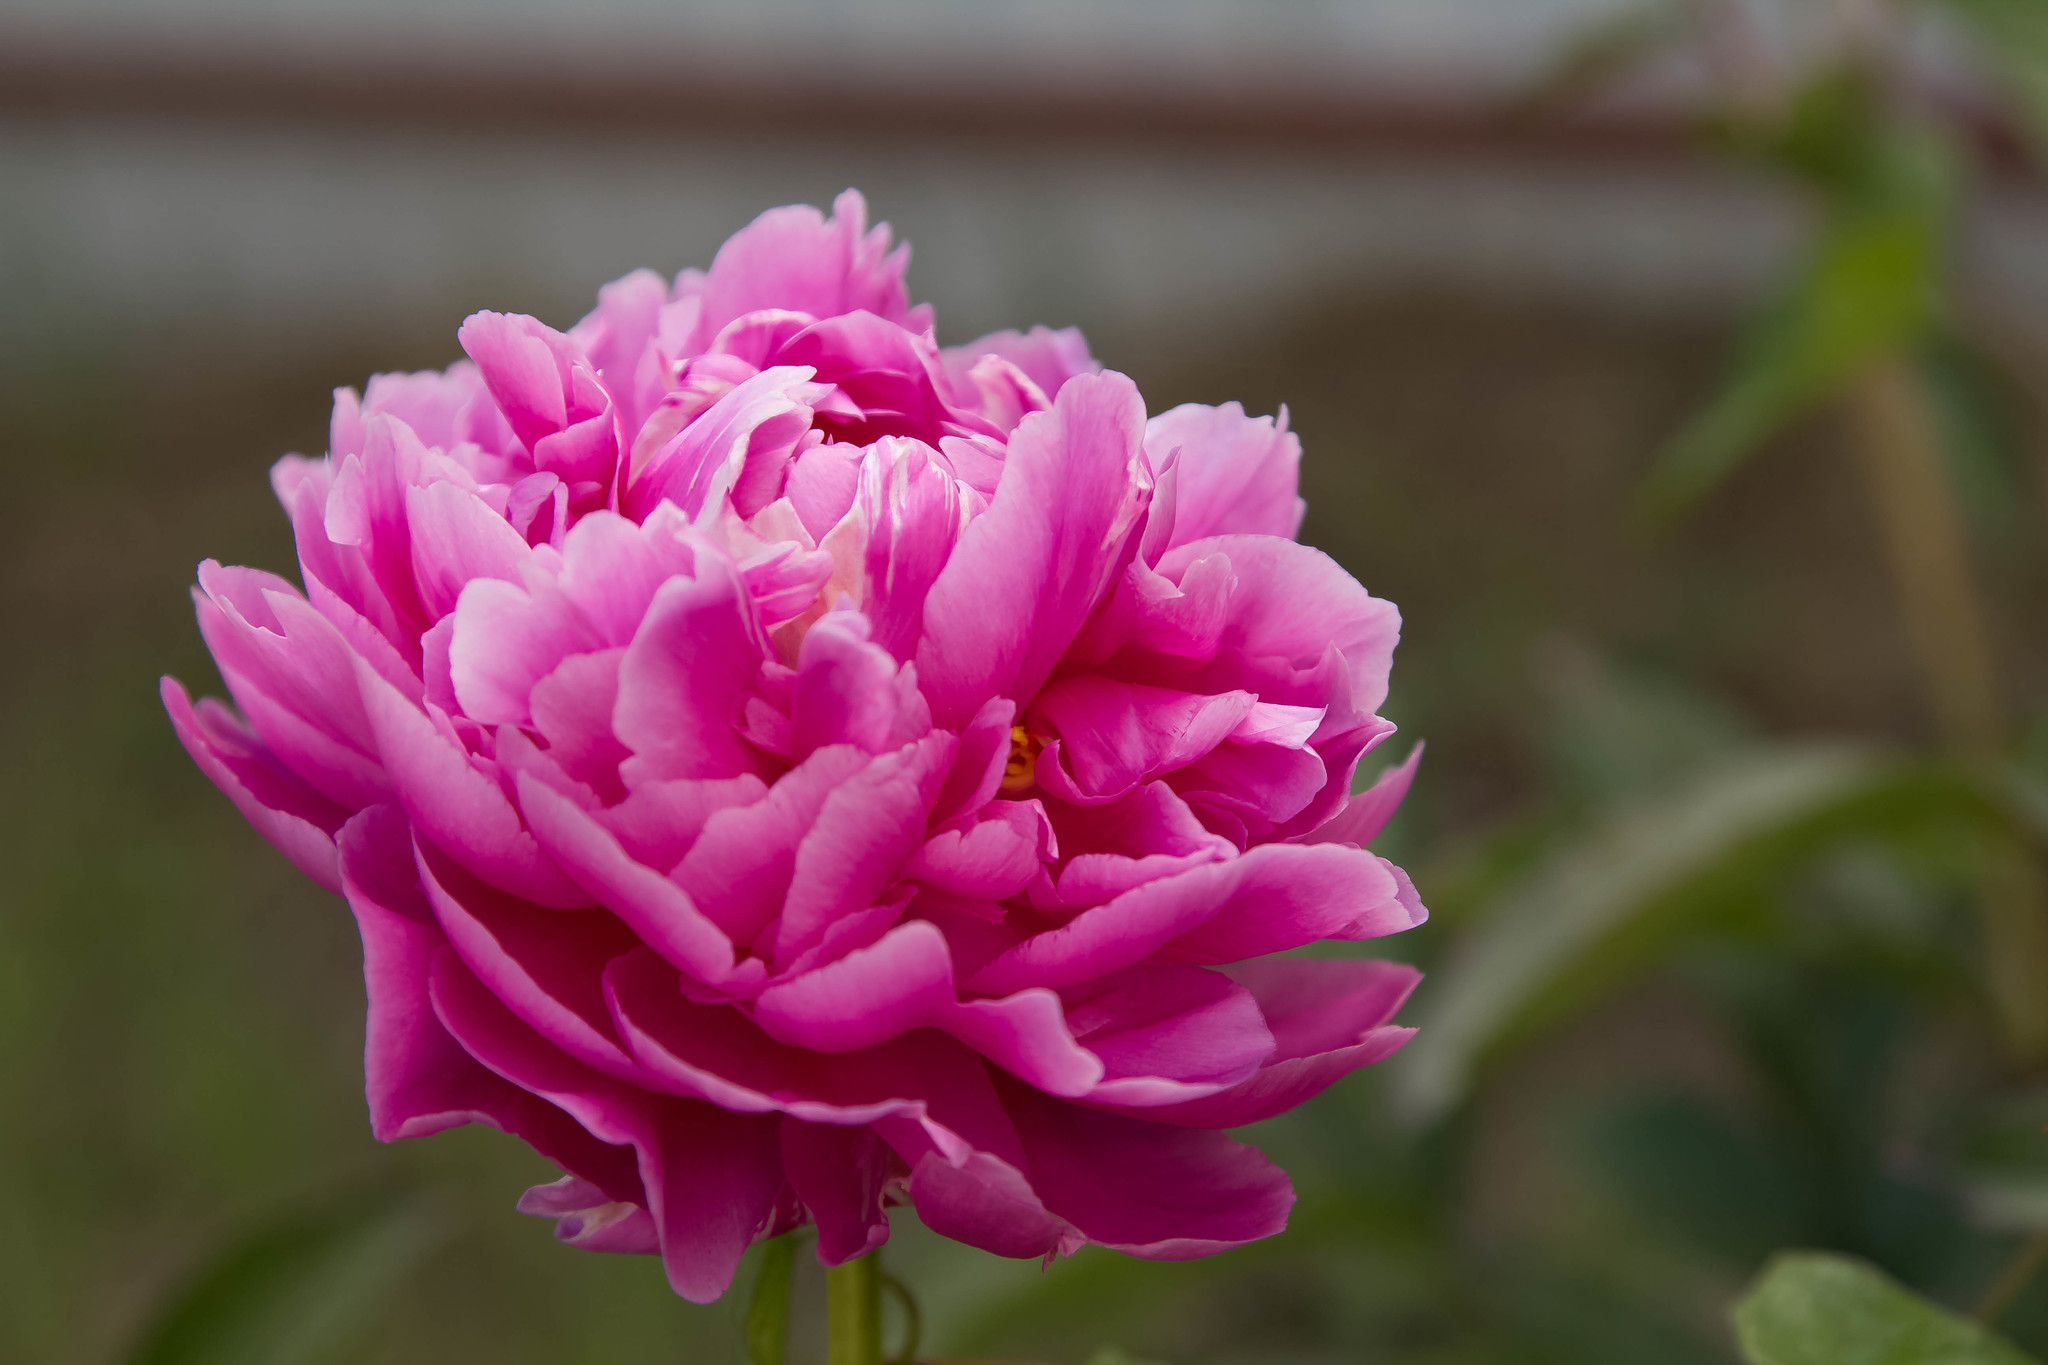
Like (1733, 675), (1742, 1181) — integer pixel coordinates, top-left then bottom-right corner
(1733, 1252), (2035, 1365)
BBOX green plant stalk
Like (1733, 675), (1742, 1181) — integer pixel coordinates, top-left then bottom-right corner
(1845, 353), (2048, 1059)
(825, 1253), (884, 1365)
(1975, 1230), (2048, 1325)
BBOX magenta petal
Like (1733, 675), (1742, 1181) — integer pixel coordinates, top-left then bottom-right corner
(429, 951), (784, 1303)
(694, 189), (919, 346)
(192, 562), (388, 809)
(916, 371), (1154, 727)
(405, 480), (533, 620)
(903, 1148), (1080, 1261)
(1229, 956), (1421, 1057)
(857, 438), (971, 661)
(457, 310), (575, 450)
(1064, 963), (1274, 1106)
(754, 922), (1103, 1096)
(942, 325), (1098, 402)
(673, 744), (870, 947)
(590, 772), (766, 879)
(772, 734), (951, 966)
(972, 843), (1409, 994)
(907, 802), (1050, 900)
(414, 835), (642, 1080)
(995, 1076), (1294, 1258)
(515, 773), (743, 986)
(622, 366), (825, 523)
(337, 803), (640, 1205)
(341, 803), (484, 1139)
(782, 1119), (893, 1265)
(613, 560), (771, 785)
(518, 1177), (662, 1254)
(1302, 743), (1423, 848)
(789, 611), (912, 759)
(354, 655), (591, 908)
(606, 948), (1009, 1159)
(1100, 958), (1422, 1128)
(1155, 534), (1401, 717)
(1030, 677), (1255, 801)
(1143, 402), (1305, 547)
(162, 677), (345, 892)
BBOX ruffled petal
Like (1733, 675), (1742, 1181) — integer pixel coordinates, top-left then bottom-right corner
(354, 655), (591, 908)
(916, 371), (1154, 727)
(161, 677), (345, 892)
(971, 843), (1414, 994)
(1143, 402), (1304, 547)
(429, 951), (783, 1303)
(753, 921), (1104, 1097)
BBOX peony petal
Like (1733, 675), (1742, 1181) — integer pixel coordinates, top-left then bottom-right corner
(789, 611), (915, 760)
(336, 804), (641, 1204)
(1301, 742), (1423, 849)
(1151, 535), (1401, 717)
(1143, 402), (1305, 547)
(518, 1177), (662, 1254)
(772, 734), (952, 966)
(781, 1119), (894, 1266)
(971, 843), (1412, 994)
(414, 834), (641, 1080)
(191, 569), (391, 811)
(942, 325), (1098, 402)
(429, 951), (784, 1302)
(622, 366), (825, 524)
(1063, 962), (1274, 1106)
(753, 921), (1104, 1097)
(694, 189), (919, 346)
(405, 479), (533, 621)
(1096, 958), (1422, 1128)
(457, 310), (575, 450)
(855, 438), (968, 661)
(672, 744), (870, 948)
(515, 772), (744, 987)
(916, 371), (1154, 727)
(1029, 677), (1256, 804)
(162, 677), (345, 892)
(355, 654), (591, 908)
(994, 1075), (1294, 1258)
(613, 559), (772, 785)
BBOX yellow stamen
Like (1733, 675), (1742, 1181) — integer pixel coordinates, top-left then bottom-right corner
(1001, 725), (1043, 795)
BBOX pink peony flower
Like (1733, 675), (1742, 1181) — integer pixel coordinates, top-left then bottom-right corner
(164, 190), (1426, 1300)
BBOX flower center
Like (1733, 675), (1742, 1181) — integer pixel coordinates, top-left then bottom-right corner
(1000, 725), (1043, 795)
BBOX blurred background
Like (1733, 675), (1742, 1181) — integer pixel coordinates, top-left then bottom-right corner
(13, 1), (2048, 1361)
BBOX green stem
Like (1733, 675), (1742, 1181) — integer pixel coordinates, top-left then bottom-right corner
(1977, 1230), (2048, 1325)
(825, 1253), (884, 1365)
(1846, 354), (2048, 1061)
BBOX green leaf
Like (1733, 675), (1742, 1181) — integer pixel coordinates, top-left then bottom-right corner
(1638, 100), (1955, 527)
(1732, 1251), (2037, 1365)
(124, 1193), (447, 1365)
(1392, 747), (1997, 1123)
(744, 1234), (800, 1365)
(1639, 204), (1943, 524)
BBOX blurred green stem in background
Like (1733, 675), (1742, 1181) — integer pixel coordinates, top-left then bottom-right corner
(1978, 1232), (2048, 1327)
(1845, 353), (2048, 1060)
(827, 1252), (884, 1365)
(1845, 355), (2002, 758)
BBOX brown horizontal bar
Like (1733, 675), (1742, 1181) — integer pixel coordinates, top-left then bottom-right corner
(0, 36), (1702, 160)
